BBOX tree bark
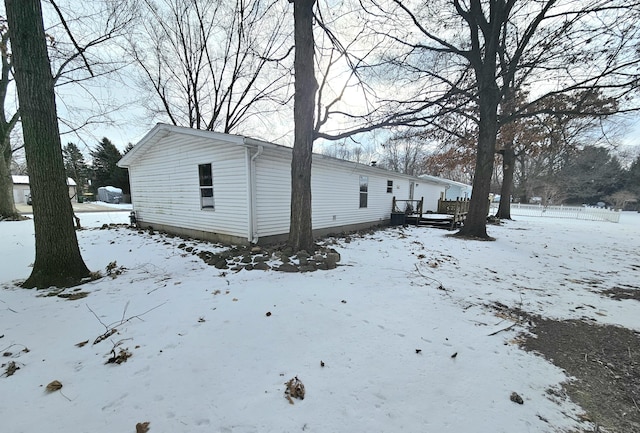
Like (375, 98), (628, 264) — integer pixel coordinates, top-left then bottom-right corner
(0, 24), (20, 220)
(456, 76), (499, 239)
(5, 0), (90, 288)
(496, 145), (514, 219)
(288, 0), (317, 253)
(0, 134), (20, 220)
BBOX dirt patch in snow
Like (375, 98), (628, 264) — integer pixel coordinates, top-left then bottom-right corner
(599, 285), (640, 302)
(522, 317), (640, 433)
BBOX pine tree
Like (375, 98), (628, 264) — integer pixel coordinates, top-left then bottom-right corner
(91, 137), (129, 194)
(63, 142), (89, 197)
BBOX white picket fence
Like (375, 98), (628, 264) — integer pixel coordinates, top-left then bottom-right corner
(489, 203), (621, 223)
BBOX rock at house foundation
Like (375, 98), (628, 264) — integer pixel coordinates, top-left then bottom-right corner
(323, 252), (340, 269)
(253, 262), (271, 271)
(214, 259), (229, 269)
(299, 265), (317, 273)
(276, 263), (299, 273)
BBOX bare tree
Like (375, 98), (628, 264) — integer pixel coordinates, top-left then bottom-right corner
(0, 16), (20, 220)
(288, 0), (317, 252)
(363, 0), (640, 239)
(5, 0), (90, 288)
(0, 1), (135, 219)
(496, 91), (618, 217)
(127, 0), (293, 136)
(379, 134), (425, 175)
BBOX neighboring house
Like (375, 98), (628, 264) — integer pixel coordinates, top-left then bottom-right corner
(419, 174), (472, 200)
(118, 124), (464, 245)
(11, 175), (78, 204)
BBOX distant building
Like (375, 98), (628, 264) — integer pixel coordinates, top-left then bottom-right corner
(11, 175), (78, 204)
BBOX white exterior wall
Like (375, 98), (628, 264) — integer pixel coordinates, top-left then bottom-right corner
(420, 182), (446, 212)
(445, 184), (471, 200)
(13, 185), (29, 203)
(254, 151), (292, 237)
(252, 150), (447, 237)
(122, 125), (465, 244)
(128, 133), (249, 238)
(312, 161), (392, 230)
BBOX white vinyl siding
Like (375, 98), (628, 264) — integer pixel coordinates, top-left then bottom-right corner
(254, 151), (292, 236)
(122, 125), (462, 243)
(311, 161), (398, 230)
(127, 133), (249, 238)
(253, 150), (421, 237)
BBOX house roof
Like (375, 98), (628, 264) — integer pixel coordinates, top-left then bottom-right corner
(12, 175), (77, 186)
(419, 174), (472, 190)
(118, 123), (471, 187)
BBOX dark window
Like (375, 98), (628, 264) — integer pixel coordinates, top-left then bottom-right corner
(387, 180), (393, 193)
(359, 175), (368, 208)
(198, 163), (214, 209)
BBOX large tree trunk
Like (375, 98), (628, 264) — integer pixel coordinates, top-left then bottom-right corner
(457, 83), (499, 239)
(496, 144), (514, 219)
(288, 0), (317, 253)
(0, 30), (20, 221)
(516, 153), (528, 203)
(0, 134), (20, 220)
(6, 0), (90, 288)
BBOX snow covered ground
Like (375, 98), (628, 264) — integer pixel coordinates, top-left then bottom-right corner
(1, 211), (639, 433)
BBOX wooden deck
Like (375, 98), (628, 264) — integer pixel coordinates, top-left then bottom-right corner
(392, 196), (469, 230)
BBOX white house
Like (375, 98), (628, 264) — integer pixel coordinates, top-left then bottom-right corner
(118, 124), (463, 245)
(12, 175), (78, 204)
(419, 174), (472, 200)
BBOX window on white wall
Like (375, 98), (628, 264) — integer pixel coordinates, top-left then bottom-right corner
(359, 175), (368, 208)
(198, 163), (214, 209)
(387, 180), (393, 193)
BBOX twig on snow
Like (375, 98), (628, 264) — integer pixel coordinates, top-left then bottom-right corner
(487, 323), (517, 336)
(86, 304), (109, 331)
(87, 301), (167, 345)
(413, 264), (447, 292)
(106, 301), (166, 329)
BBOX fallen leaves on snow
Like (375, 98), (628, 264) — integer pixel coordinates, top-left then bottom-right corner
(46, 380), (63, 392)
(136, 421), (151, 433)
(285, 376), (305, 404)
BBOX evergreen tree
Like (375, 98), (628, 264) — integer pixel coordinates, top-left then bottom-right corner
(626, 155), (640, 197)
(90, 137), (129, 194)
(558, 146), (623, 205)
(62, 142), (89, 197)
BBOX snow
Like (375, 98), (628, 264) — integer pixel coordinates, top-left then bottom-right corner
(1, 211), (639, 433)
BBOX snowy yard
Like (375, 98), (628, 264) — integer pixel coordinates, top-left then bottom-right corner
(1, 211), (639, 433)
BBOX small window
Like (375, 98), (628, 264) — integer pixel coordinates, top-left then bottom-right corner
(359, 175), (368, 208)
(387, 180), (393, 193)
(198, 163), (214, 209)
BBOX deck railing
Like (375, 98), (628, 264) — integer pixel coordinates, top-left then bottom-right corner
(392, 196), (423, 216)
(437, 197), (470, 215)
(391, 197), (424, 225)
